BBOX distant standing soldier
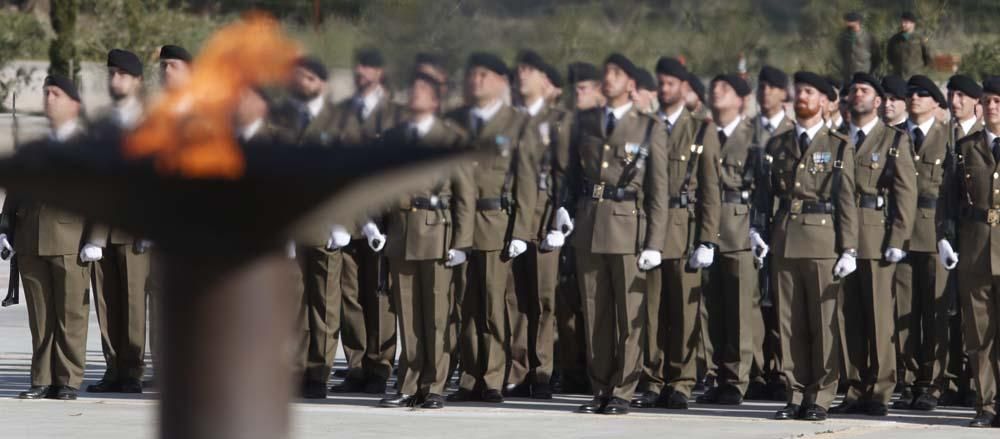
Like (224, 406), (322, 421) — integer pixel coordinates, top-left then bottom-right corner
(837, 12), (882, 82)
(887, 12), (932, 79)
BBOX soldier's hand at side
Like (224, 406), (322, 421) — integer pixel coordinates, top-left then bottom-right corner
(80, 243), (103, 263)
(937, 239), (958, 270)
(362, 222), (386, 252)
(688, 244), (715, 269)
(749, 229), (769, 263)
(445, 249), (467, 267)
(326, 225), (351, 251)
(884, 247), (906, 263)
(637, 249), (662, 271)
(0, 233), (14, 260)
(554, 208), (574, 236)
(285, 241), (297, 259)
(507, 239), (528, 259)
(833, 252), (857, 279)
(540, 231), (565, 252)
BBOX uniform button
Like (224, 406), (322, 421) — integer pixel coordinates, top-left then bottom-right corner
(821, 219), (826, 225)
(794, 182), (801, 187)
(604, 144), (611, 151)
(915, 155), (921, 161)
(994, 189), (999, 194)
(601, 161), (609, 169)
(681, 155), (687, 161)
(994, 172), (999, 179)
(632, 210), (636, 215)
(799, 164), (805, 169)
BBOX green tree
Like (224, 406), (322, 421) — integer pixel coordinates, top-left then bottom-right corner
(48, 0), (79, 80)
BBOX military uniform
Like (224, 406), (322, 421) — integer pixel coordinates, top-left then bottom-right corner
(887, 31), (931, 79)
(447, 103), (539, 396)
(837, 28), (881, 82)
(567, 103), (669, 402)
(766, 122), (858, 411)
(837, 118), (917, 408)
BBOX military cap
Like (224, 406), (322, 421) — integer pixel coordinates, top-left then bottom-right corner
(568, 62), (600, 83)
(901, 11), (917, 22)
(687, 72), (706, 104)
(793, 71), (835, 100)
(411, 71), (443, 98)
(982, 77), (1000, 97)
(825, 76), (842, 101)
(758, 65), (789, 89)
(541, 62), (563, 88)
(947, 74), (983, 99)
(655, 57), (688, 80)
(44, 74), (81, 102)
(355, 48), (384, 68)
(712, 73), (751, 97)
(635, 68), (657, 92)
(296, 56), (329, 81)
(881, 74), (908, 99)
(107, 48), (143, 77)
(849, 72), (884, 98)
(159, 45), (192, 63)
(516, 50), (547, 72)
(907, 75), (946, 107)
(415, 52), (444, 68)
(467, 52), (509, 77)
(844, 12), (862, 22)
(603, 53), (639, 80)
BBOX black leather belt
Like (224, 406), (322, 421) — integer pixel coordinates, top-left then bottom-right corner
(668, 195), (694, 208)
(778, 198), (834, 214)
(859, 194), (884, 210)
(917, 195), (937, 209)
(964, 207), (1000, 225)
(411, 197), (449, 210)
(476, 198), (506, 211)
(722, 190), (749, 204)
(580, 182), (638, 201)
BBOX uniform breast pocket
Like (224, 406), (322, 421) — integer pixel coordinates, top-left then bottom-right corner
(920, 154), (943, 181)
(720, 155), (744, 184)
(668, 149), (689, 177)
(733, 204), (749, 216)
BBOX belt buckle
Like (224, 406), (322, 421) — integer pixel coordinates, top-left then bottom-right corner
(790, 199), (803, 215)
(989, 209), (1000, 226)
(592, 183), (605, 200)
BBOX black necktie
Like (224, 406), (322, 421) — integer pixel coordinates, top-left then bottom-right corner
(473, 116), (485, 136)
(717, 131), (728, 146)
(798, 132), (810, 154)
(764, 122), (774, 134)
(299, 106), (312, 132)
(992, 138), (1000, 163)
(912, 128), (925, 150)
(855, 130), (866, 147)
(606, 112), (617, 136)
(407, 126), (419, 144)
(665, 120), (673, 136)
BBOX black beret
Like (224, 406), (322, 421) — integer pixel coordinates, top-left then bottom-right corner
(901, 11), (917, 22)
(947, 74), (983, 99)
(603, 53), (639, 80)
(411, 71), (443, 96)
(655, 57), (688, 80)
(467, 52), (509, 77)
(415, 52), (444, 68)
(107, 48), (142, 77)
(44, 74), (81, 102)
(881, 74), (908, 99)
(355, 48), (384, 68)
(758, 65), (788, 89)
(541, 62), (563, 88)
(516, 50), (546, 72)
(825, 76), (842, 101)
(849, 72), (884, 98)
(907, 75), (946, 107)
(568, 62), (600, 83)
(844, 12), (862, 22)
(793, 71), (835, 100)
(159, 45), (192, 63)
(712, 73), (751, 97)
(632, 68), (654, 91)
(982, 77), (1000, 97)
(296, 56), (329, 81)
(687, 72), (706, 104)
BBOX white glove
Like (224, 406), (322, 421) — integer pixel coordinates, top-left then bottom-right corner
(637, 249), (662, 271)
(507, 239), (528, 259)
(80, 243), (104, 263)
(134, 239), (154, 254)
(553, 207), (574, 236)
(540, 231), (565, 251)
(0, 233), (13, 260)
(937, 239), (958, 270)
(884, 247), (906, 263)
(688, 244), (715, 269)
(285, 241), (297, 259)
(361, 221), (386, 252)
(326, 225), (351, 251)
(833, 252), (857, 279)
(750, 229), (769, 264)
(445, 249), (467, 267)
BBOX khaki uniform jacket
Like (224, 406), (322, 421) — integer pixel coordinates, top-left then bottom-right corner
(381, 118), (475, 261)
(959, 118), (984, 139)
(954, 130), (1000, 275)
(713, 118), (760, 253)
(853, 121), (918, 259)
(660, 109), (720, 258)
(753, 113), (796, 149)
(907, 119), (950, 253)
(328, 93), (405, 148)
(887, 31), (931, 78)
(765, 125), (859, 259)
(567, 105), (669, 255)
(445, 104), (539, 252)
(524, 103), (573, 242)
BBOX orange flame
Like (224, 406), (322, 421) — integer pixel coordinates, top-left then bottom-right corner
(124, 13), (301, 179)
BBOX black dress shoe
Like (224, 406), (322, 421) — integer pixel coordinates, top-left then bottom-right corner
(892, 390), (915, 409)
(86, 380), (121, 393)
(744, 381), (769, 400)
(332, 368), (350, 378)
(603, 397), (630, 415)
(503, 382), (531, 398)
(302, 382), (328, 399)
(657, 390), (689, 409)
(420, 394), (444, 409)
(482, 389), (504, 403)
(49, 386), (78, 401)
(774, 403), (801, 420)
(531, 383), (553, 400)
(911, 393), (938, 411)
(630, 390), (659, 408)
(578, 396), (607, 414)
(866, 402), (889, 416)
(446, 388), (479, 402)
(330, 378), (366, 393)
(715, 386), (744, 405)
(378, 393), (416, 408)
(119, 378), (143, 394)
(363, 377), (388, 394)
(18, 386), (50, 399)
(695, 387), (720, 404)
(829, 399), (867, 414)
(968, 411), (995, 428)
(800, 405), (828, 421)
